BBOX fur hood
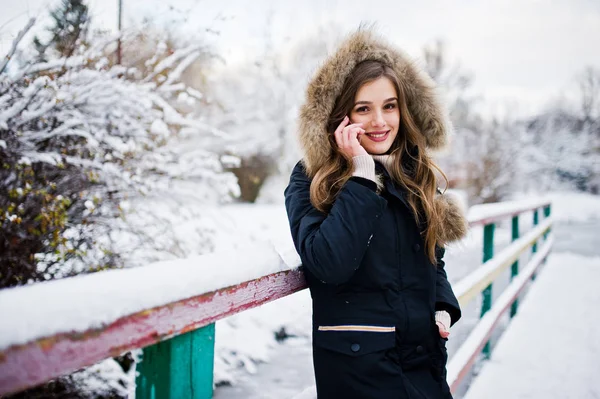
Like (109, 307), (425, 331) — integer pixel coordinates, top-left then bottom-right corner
(297, 29), (467, 243)
(298, 29), (452, 176)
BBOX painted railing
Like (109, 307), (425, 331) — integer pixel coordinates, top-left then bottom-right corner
(447, 198), (553, 392)
(0, 243), (306, 398)
(0, 199), (552, 398)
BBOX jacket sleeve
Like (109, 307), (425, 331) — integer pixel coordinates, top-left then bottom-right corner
(284, 161), (387, 285)
(435, 246), (462, 326)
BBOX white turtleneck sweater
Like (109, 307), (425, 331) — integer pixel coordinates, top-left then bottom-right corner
(351, 154), (452, 333)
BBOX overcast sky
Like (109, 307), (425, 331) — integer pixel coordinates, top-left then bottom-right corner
(1, 0), (599, 118)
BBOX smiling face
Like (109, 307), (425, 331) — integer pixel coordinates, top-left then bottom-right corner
(349, 77), (400, 155)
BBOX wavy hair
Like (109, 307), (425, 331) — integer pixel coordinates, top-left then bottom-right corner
(309, 60), (449, 264)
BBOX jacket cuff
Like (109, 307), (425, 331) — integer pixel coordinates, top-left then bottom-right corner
(435, 302), (461, 326)
(349, 176), (378, 192)
(352, 155), (376, 183)
(435, 310), (451, 330)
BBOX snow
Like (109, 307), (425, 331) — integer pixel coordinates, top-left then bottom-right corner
(150, 119), (170, 137)
(545, 191), (600, 223)
(70, 356), (134, 398)
(464, 252), (600, 399)
(447, 237), (553, 388)
(0, 240), (298, 352)
(291, 385), (317, 399)
(490, 191), (600, 224)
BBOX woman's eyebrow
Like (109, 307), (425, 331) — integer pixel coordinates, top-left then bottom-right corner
(354, 97), (398, 106)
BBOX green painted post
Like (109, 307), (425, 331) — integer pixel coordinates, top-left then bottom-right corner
(510, 216), (519, 318)
(136, 323), (216, 399)
(481, 223), (495, 358)
(543, 204), (551, 239)
(532, 209), (539, 281)
(532, 209), (539, 254)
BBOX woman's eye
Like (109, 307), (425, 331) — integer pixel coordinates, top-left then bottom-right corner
(356, 106), (368, 113)
(384, 103), (396, 110)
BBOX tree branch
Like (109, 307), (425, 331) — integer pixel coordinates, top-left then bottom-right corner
(0, 17), (36, 74)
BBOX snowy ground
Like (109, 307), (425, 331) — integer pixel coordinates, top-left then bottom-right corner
(463, 252), (600, 399)
(211, 191), (600, 398)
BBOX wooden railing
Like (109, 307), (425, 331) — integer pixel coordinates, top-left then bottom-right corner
(0, 242), (306, 397)
(0, 199), (552, 398)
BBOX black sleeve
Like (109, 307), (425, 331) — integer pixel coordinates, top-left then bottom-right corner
(284, 161), (387, 285)
(435, 245), (462, 326)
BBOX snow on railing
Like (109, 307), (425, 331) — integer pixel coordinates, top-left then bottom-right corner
(0, 242), (305, 396)
(467, 197), (551, 227)
(0, 198), (552, 397)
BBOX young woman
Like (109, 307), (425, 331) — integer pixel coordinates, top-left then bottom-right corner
(284, 30), (468, 398)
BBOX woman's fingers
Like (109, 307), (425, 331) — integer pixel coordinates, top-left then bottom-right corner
(345, 125), (353, 149)
(346, 125), (365, 151)
(342, 123), (349, 149)
(344, 124), (363, 145)
(335, 116), (349, 150)
(334, 116), (349, 137)
(334, 117), (346, 149)
(334, 116), (365, 156)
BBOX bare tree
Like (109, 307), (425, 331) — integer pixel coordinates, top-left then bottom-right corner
(579, 66), (600, 124)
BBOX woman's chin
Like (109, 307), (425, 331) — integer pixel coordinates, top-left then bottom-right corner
(366, 143), (393, 155)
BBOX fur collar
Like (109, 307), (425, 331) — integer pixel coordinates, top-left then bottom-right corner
(373, 157), (468, 244)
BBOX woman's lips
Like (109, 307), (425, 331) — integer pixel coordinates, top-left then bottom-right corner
(364, 130), (390, 142)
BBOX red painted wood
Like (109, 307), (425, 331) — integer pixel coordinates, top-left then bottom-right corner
(0, 269), (307, 396)
(449, 244), (551, 394)
(468, 201), (551, 228)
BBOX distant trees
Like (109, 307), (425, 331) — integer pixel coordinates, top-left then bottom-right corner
(522, 67), (600, 194)
(422, 40), (520, 204)
(207, 24), (342, 202)
(33, 0), (90, 61)
(422, 41), (600, 203)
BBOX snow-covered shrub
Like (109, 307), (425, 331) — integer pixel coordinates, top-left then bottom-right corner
(0, 22), (238, 286)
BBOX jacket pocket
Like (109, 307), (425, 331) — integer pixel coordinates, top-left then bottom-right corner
(314, 324), (396, 357)
(430, 337), (449, 382)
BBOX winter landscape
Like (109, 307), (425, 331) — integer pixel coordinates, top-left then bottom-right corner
(1, 0), (599, 398)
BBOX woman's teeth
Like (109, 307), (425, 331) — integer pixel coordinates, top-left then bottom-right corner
(368, 132), (387, 137)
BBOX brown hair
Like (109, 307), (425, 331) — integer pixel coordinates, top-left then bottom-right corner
(309, 60), (449, 264)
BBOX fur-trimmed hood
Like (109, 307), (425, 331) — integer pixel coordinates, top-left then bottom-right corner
(297, 29), (467, 243)
(298, 29), (452, 176)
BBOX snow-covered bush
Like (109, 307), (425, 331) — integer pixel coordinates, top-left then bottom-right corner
(0, 21), (238, 285)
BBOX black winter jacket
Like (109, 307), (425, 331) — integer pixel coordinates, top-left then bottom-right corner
(285, 161), (461, 398)
(286, 28), (468, 399)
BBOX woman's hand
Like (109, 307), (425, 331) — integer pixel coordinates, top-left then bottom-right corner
(436, 321), (450, 339)
(436, 310), (451, 338)
(334, 116), (368, 157)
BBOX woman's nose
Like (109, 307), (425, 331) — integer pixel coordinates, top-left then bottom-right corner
(372, 111), (386, 127)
